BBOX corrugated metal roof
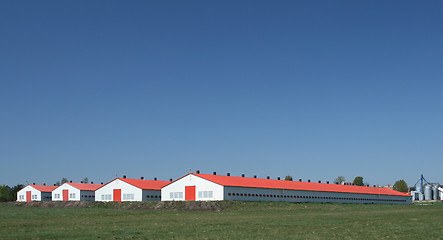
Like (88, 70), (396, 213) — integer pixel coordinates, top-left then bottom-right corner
(66, 183), (104, 191)
(118, 178), (171, 190)
(30, 185), (58, 192)
(192, 173), (410, 197)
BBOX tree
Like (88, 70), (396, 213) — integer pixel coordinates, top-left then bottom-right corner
(10, 184), (23, 201)
(393, 180), (408, 193)
(284, 175), (293, 181)
(61, 178), (69, 184)
(82, 177), (89, 184)
(353, 176), (364, 186)
(335, 176), (346, 184)
(0, 184), (23, 202)
(0, 185), (9, 202)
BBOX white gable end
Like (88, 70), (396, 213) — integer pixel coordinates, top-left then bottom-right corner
(161, 175), (224, 201)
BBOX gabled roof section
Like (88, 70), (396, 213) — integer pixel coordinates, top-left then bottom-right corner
(118, 178), (172, 190)
(193, 173), (410, 197)
(66, 183), (104, 191)
(30, 185), (58, 192)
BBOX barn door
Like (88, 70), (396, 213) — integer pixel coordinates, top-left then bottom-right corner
(26, 191), (31, 202)
(185, 186), (196, 201)
(113, 189), (121, 202)
(63, 190), (69, 201)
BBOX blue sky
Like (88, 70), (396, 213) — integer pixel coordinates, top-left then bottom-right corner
(1, 1), (442, 187)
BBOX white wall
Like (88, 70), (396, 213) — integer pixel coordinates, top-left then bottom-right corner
(161, 175), (224, 201)
(95, 179), (144, 202)
(16, 186), (51, 202)
(52, 183), (81, 201)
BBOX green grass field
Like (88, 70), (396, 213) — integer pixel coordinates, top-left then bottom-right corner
(1, 201), (442, 239)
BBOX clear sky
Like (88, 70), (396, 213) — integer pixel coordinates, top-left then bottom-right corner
(1, 1), (442, 187)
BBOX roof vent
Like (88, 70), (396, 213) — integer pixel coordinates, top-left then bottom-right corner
(213, 172), (216, 175)
(227, 173), (230, 176)
(299, 179), (302, 182)
(254, 175), (257, 178)
(81, 181), (83, 183)
(43, 183), (46, 185)
(278, 177), (281, 180)
(267, 176), (270, 179)
(169, 178), (173, 181)
(318, 180), (321, 183)
(101, 182), (103, 184)
(308, 180), (311, 182)
(70, 181), (72, 183)
(196, 170), (200, 174)
(242, 174), (245, 177)
(33, 183), (35, 185)
(373, 185), (376, 187)
(123, 175), (126, 179)
(53, 184), (56, 186)
(154, 177), (157, 181)
(327, 181), (329, 184)
(141, 177), (144, 180)
(91, 182), (93, 184)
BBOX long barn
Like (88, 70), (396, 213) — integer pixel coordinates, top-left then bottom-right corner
(161, 173), (412, 204)
(52, 182), (103, 201)
(95, 177), (171, 202)
(17, 184), (57, 202)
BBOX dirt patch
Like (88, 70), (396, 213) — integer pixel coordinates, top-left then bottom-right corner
(3, 201), (229, 211)
(4, 201), (97, 208)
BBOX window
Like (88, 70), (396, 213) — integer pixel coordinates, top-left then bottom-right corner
(170, 192), (183, 199)
(123, 193), (135, 200)
(198, 191), (213, 199)
(102, 194), (111, 200)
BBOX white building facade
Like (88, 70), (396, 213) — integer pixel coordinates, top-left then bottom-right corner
(162, 174), (224, 201)
(52, 183), (103, 201)
(17, 185), (57, 202)
(95, 178), (171, 202)
(161, 173), (412, 205)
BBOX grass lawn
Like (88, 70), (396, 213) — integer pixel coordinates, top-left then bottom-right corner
(0, 201), (442, 239)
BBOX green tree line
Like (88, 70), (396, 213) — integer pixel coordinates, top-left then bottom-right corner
(0, 184), (24, 202)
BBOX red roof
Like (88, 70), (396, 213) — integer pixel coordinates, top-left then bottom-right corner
(66, 183), (104, 191)
(30, 185), (58, 192)
(190, 173), (410, 197)
(118, 178), (171, 190)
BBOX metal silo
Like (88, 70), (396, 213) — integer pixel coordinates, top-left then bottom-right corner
(416, 184), (422, 194)
(433, 185), (440, 200)
(424, 185), (433, 200)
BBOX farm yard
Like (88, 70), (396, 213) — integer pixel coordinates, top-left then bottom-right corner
(1, 201), (442, 239)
